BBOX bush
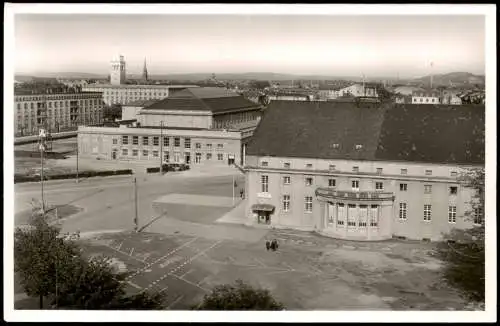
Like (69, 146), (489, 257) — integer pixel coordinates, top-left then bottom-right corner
(14, 169), (134, 183)
(193, 280), (285, 310)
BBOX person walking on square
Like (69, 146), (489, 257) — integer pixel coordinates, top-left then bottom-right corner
(240, 188), (244, 199)
(265, 239), (271, 251)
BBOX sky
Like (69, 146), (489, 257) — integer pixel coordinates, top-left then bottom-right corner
(14, 14), (485, 78)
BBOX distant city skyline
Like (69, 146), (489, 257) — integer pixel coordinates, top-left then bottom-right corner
(15, 14), (485, 78)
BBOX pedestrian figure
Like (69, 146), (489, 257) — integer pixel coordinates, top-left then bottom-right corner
(240, 189), (244, 199)
(265, 240), (271, 251)
(271, 239), (279, 251)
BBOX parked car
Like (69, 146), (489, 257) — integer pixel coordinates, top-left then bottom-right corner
(163, 163), (190, 172)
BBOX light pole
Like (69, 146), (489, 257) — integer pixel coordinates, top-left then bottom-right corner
(159, 121), (163, 174)
(39, 129), (47, 215)
(76, 105), (80, 183)
(134, 177), (138, 231)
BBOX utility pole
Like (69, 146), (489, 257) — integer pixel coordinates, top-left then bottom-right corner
(134, 177), (138, 231)
(76, 103), (80, 183)
(232, 172), (235, 206)
(159, 121), (163, 174)
(39, 128), (47, 215)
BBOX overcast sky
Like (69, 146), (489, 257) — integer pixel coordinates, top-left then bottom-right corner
(14, 14), (485, 78)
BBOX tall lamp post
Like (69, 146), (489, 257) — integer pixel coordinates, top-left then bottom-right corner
(75, 104), (80, 183)
(159, 121), (164, 174)
(39, 128), (47, 215)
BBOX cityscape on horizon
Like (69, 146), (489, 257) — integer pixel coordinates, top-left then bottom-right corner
(14, 14), (485, 78)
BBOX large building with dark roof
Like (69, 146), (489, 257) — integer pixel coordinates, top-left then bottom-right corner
(244, 100), (484, 241)
(77, 87), (262, 167)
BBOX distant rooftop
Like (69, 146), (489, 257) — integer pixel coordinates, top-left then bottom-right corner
(123, 99), (160, 107)
(83, 84), (199, 89)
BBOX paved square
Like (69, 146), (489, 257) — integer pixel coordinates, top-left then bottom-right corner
(154, 194), (235, 208)
(75, 229), (470, 311)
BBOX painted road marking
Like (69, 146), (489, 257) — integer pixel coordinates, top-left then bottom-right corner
(179, 268), (195, 279)
(143, 240), (222, 292)
(127, 281), (142, 290)
(159, 286), (169, 294)
(253, 258), (267, 268)
(126, 237), (199, 281)
(103, 244), (146, 264)
(129, 248), (135, 256)
(166, 295), (185, 310)
(117, 241), (123, 251)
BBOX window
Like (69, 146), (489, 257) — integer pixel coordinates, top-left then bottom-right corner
(132, 136), (139, 145)
(355, 144), (363, 150)
(217, 153), (224, 161)
(449, 186), (458, 195)
(424, 185), (432, 194)
(206, 153), (212, 160)
(132, 149), (139, 157)
(328, 178), (336, 187)
(206, 143), (212, 149)
(306, 163), (313, 169)
(332, 143), (340, 149)
(284, 162), (290, 169)
(370, 205), (379, 227)
(399, 203), (407, 220)
(173, 137), (180, 147)
(305, 196), (313, 213)
(195, 142), (201, 149)
(283, 176), (291, 185)
(184, 138), (191, 149)
(305, 177), (313, 186)
(164, 152), (170, 163)
(122, 148), (128, 156)
(359, 205), (368, 227)
(448, 206), (457, 223)
(424, 204), (432, 221)
(400, 183), (408, 191)
(153, 151), (159, 157)
(425, 169), (432, 176)
(163, 137), (169, 147)
(112, 138), (118, 145)
(347, 204), (356, 226)
(153, 136), (159, 146)
(261, 175), (269, 193)
(473, 207), (483, 225)
(283, 195), (290, 212)
(143, 136), (149, 146)
(143, 150), (149, 157)
(352, 180), (359, 191)
(451, 171), (458, 177)
(261, 161), (268, 167)
(352, 166), (359, 172)
(376, 168), (383, 174)
(122, 135), (129, 145)
(329, 164), (336, 171)
(337, 203), (345, 225)
(217, 143), (223, 149)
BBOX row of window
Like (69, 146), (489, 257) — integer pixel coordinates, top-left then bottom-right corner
(16, 99), (102, 111)
(264, 175), (458, 195)
(118, 135), (224, 149)
(119, 148), (225, 161)
(413, 97), (438, 103)
(104, 90), (168, 96)
(399, 204), (483, 225)
(262, 161), (458, 178)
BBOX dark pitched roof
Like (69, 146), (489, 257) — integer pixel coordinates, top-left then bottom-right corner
(247, 101), (484, 165)
(139, 87), (260, 114)
(124, 99), (159, 107)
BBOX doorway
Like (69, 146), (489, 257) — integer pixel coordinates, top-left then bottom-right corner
(258, 211), (271, 225)
(185, 153), (191, 165)
(111, 150), (117, 160)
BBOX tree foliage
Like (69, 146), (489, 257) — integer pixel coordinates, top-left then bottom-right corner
(194, 280), (285, 310)
(14, 214), (166, 310)
(435, 167), (485, 303)
(249, 80), (271, 90)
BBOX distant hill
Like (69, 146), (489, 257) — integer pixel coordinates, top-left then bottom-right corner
(148, 72), (366, 82)
(16, 72), (107, 80)
(412, 72), (485, 86)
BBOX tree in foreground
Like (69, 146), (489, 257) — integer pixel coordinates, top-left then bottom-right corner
(435, 168), (485, 304)
(14, 215), (165, 309)
(194, 279), (285, 310)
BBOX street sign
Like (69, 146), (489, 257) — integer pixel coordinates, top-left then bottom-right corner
(39, 129), (46, 138)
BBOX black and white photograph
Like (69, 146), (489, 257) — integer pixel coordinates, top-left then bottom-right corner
(3, 3), (496, 323)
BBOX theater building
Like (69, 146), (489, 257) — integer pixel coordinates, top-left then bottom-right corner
(77, 87), (262, 167)
(244, 101), (484, 241)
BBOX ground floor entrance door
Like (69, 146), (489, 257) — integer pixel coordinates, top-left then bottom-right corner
(185, 153), (191, 164)
(228, 155), (235, 165)
(327, 202), (335, 228)
(257, 211), (271, 225)
(111, 150), (117, 160)
(195, 153), (201, 164)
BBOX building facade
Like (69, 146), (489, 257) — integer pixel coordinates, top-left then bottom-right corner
(14, 92), (105, 137)
(412, 90), (440, 104)
(77, 87), (262, 167)
(82, 84), (199, 106)
(78, 126), (243, 166)
(244, 101), (484, 241)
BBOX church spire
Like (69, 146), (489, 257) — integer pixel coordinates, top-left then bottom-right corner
(142, 57), (148, 81)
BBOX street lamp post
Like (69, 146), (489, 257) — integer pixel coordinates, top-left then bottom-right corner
(134, 177), (139, 231)
(160, 121), (164, 174)
(39, 129), (47, 215)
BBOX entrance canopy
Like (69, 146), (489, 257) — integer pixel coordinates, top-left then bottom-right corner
(251, 203), (275, 213)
